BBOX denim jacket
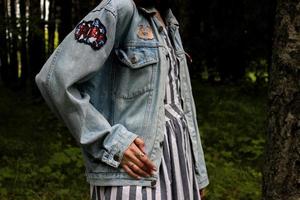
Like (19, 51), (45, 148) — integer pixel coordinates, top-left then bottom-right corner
(35, 0), (209, 189)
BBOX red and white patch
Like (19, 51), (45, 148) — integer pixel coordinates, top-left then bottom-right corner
(75, 18), (107, 50)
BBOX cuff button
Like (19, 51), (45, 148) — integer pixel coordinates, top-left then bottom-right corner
(151, 180), (157, 186)
(113, 154), (119, 161)
(159, 141), (164, 147)
(158, 26), (164, 32)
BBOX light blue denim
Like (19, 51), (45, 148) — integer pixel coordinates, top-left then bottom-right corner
(35, 0), (209, 189)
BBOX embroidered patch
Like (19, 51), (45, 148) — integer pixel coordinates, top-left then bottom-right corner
(74, 18), (107, 50)
(137, 24), (154, 40)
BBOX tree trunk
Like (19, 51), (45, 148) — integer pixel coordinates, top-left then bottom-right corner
(73, 0), (97, 25)
(262, 0), (300, 199)
(20, 0), (28, 87)
(29, 0), (45, 95)
(0, 0), (8, 84)
(9, 0), (19, 87)
(57, 0), (72, 42)
(48, 0), (56, 54)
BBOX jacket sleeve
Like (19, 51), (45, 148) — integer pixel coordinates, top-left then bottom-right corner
(184, 56), (209, 189)
(35, 1), (138, 168)
(191, 94), (210, 189)
(189, 88), (209, 189)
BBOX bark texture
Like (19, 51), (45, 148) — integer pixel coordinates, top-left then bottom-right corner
(29, 0), (45, 94)
(0, 0), (8, 83)
(262, 0), (300, 200)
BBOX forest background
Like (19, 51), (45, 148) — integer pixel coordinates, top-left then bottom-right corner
(0, 0), (276, 199)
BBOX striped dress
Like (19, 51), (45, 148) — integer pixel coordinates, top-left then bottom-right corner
(90, 22), (201, 200)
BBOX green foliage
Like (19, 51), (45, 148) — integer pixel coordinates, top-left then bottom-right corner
(206, 161), (262, 200)
(0, 82), (267, 199)
(192, 81), (267, 199)
(0, 143), (89, 200)
(0, 87), (89, 200)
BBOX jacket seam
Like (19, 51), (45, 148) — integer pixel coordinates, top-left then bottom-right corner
(141, 63), (155, 133)
(111, 58), (116, 125)
(104, 7), (117, 18)
(113, 87), (154, 99)
(91, 8), (117, 19)
(45, 45), (63, 105)
(90, 0), (117, 18)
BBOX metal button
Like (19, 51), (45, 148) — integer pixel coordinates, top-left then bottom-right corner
(158, 26), (164, 32)
(131, 56), (138, 64)
(159, 141), (164, 147)
(113, 154), (119, 161)
(151, 180), (157, 186)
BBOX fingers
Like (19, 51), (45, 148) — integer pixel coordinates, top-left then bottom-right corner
(121, 156), (151, 178)
(128, 161), (151, 178)
(125, 151), (147, 171)
(137, 151), (157, 172)
(134, 137), (146, 153)
(120, 137), (157, 180)
(123, 164), (141, 179)
(134, 138), (156, 171)
(124, 144), (152, 175)
(129, 144), (157, 173)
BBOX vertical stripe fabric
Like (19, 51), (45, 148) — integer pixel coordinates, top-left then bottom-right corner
(89, 19), (201, 200)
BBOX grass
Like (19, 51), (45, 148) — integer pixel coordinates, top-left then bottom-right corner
(193, 80), (267, 200)
(0, 80), (267, 199)
(0, 86), (89, 200)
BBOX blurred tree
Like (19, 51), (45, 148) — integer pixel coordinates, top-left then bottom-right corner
(0, 0), (275, 91)
(0, 0), (8, 84)
(20, 0), (28, 86)
(57, 0), (72, 41)
(263, 0), (300, 199)
(173, 0), (275, 83)
(9, 0), (19, 86)
(29, 0), (45, 94)
(48, 0), (57, 55)
(73, 0), (97, 24)
(212, 0), (245, 83)
(178, 0), (204, 79)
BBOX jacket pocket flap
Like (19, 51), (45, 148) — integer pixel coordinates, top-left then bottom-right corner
(115, 46), (158, 69)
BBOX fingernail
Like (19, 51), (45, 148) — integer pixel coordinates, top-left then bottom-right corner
(153, 166), (157, 171)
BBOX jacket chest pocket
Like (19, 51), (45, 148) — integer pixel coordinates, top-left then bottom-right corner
(113, 44), (159, 99)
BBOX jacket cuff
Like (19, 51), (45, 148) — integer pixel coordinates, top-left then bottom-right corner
(100, 125), (139, 168)
(196, 174), (209, 189)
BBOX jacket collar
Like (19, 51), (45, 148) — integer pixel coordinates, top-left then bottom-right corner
(138, 6), (180, 27)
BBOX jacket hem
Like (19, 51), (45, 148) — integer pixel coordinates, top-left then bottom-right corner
(196, 175), (209, 189)
(86, 174), (157, 187)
